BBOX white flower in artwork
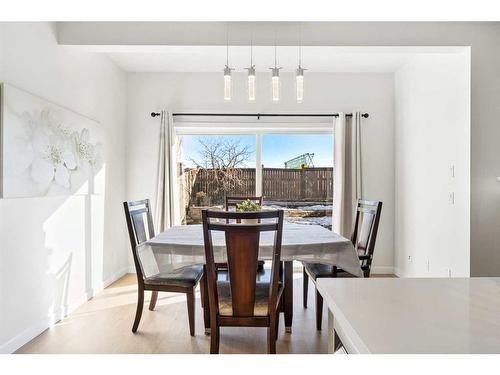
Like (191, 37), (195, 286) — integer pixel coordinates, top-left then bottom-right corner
(26, 110), (76, 190)
(2, 84), (104, 198)
(73, 128), (103, 172)
(12, 108), (102, 194)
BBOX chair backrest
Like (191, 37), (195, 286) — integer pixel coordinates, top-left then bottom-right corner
(350, 199), (382, 276)
(123, 199), (156, 282)
(202, 209), (284, 318)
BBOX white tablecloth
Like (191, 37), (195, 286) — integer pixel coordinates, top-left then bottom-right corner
(140, 224), (363, 278)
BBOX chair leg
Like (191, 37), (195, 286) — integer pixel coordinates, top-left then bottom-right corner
(200, 271), (211, 335)
(210, 326), (220, 354)
(275, 309), (280, 339)
(268, 315), (277, 354)
(199, 278), (205, 309)
(303, 267), (308, 308)
(132, 286), (144, 333)
(316, 288), (323, 331)
(186, 288), (195, 336)
(149, 291), (158, 311)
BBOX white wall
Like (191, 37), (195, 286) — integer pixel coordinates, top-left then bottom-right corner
(126, 72), (395, 274)
(0, 23), (128, 353)
(394, 52), (470, 277)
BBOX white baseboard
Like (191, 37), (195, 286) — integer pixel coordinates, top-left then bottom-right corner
(0, 320), (49, 354)
(101, 266), (130, 289)
(0, 265), (130, 354)
(86, 266), (130, 298)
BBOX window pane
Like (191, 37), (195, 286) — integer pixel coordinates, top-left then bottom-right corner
(178, 134), (256, 225)
(262, 133), (333, 229)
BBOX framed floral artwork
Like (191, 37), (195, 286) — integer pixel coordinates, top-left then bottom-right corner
(0, 83), (103, 198)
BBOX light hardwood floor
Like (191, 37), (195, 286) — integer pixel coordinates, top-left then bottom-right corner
(16, 272), (394, 354)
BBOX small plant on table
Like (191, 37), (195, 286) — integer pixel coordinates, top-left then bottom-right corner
(236, 199), (261, 224)
(236, 199), (261, 212)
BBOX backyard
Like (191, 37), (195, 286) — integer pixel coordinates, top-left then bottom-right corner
(180, 167), (333, 229)
(177, 134), (334, 228)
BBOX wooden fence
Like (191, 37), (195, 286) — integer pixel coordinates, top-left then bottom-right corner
(263, 167), (333, 201)
(184, 167), (333, 205)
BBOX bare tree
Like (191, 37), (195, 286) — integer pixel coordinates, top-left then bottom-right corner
(190, 137), (253, 204)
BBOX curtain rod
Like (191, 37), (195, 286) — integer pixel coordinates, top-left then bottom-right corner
(150, 112), (369, 119)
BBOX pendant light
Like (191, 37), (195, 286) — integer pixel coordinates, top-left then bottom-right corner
(223, 28), (233, 101)
(296, 66), (305, 103)
(270, 38), (282, 102)
(296, 26), (306, 103)
(246, 35), (256, 101)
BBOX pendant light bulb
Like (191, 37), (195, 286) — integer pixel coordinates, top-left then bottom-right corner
(270, 42), (281, 102)
(246, 38), (256, 101)
(247, 65), (256, 101)
(224, 65), (232, 101)
(296, 66), (305, 103)
(271, 67), (281, 102)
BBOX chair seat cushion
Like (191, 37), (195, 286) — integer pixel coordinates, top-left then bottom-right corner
(303, 262), (359, 279)
(217, 281), (282, 317)
(145, 264), (203, 287)
(303, 262), (336, 279)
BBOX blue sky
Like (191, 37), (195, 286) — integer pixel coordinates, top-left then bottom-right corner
(180, 134), (333, 168)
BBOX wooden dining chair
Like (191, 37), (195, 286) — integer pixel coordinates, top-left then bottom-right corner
(123, 199), (204, 336)
(302, 199), (382, 330)
(224, 196), (266, 270)
(202, 209), (284, 354)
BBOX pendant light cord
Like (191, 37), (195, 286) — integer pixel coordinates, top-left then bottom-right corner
(250, 32), (253, 66)
(226, 25), (229, 66)
(274, 29), (277, 68)
(275, 44), (277, 67)
(298, 24), (302, 66)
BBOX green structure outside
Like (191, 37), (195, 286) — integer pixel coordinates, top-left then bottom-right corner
(284, 153), (315, 169)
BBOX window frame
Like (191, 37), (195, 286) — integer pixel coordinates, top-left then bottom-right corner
(172, 118), (334, 224)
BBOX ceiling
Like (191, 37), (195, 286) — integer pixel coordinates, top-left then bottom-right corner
(90, 46), (466, 73)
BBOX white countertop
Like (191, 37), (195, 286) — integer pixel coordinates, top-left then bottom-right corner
(316, 277), (500, 353)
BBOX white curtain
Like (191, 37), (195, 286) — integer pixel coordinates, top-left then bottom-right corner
(154, 110), (174, 232)
(333, 112), (362, 237)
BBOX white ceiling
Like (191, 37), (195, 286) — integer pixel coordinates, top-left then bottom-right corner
(90, 46), (466, 73)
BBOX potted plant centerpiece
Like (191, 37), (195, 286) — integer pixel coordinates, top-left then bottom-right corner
(236, 199), (261, 224)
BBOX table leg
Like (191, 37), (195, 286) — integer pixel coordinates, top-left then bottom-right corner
(284, 261), (293, 333)
(327, 310), (334, 353)
(201, 266), (211, 335)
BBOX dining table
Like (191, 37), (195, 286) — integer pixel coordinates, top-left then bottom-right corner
(144, 222), (363, 333)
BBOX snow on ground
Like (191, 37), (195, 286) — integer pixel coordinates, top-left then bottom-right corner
(263, 202), (332, 229)
(302, 204), (333, 211)
(285, 215), (332, 228)
(263, 204), (332, 212)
